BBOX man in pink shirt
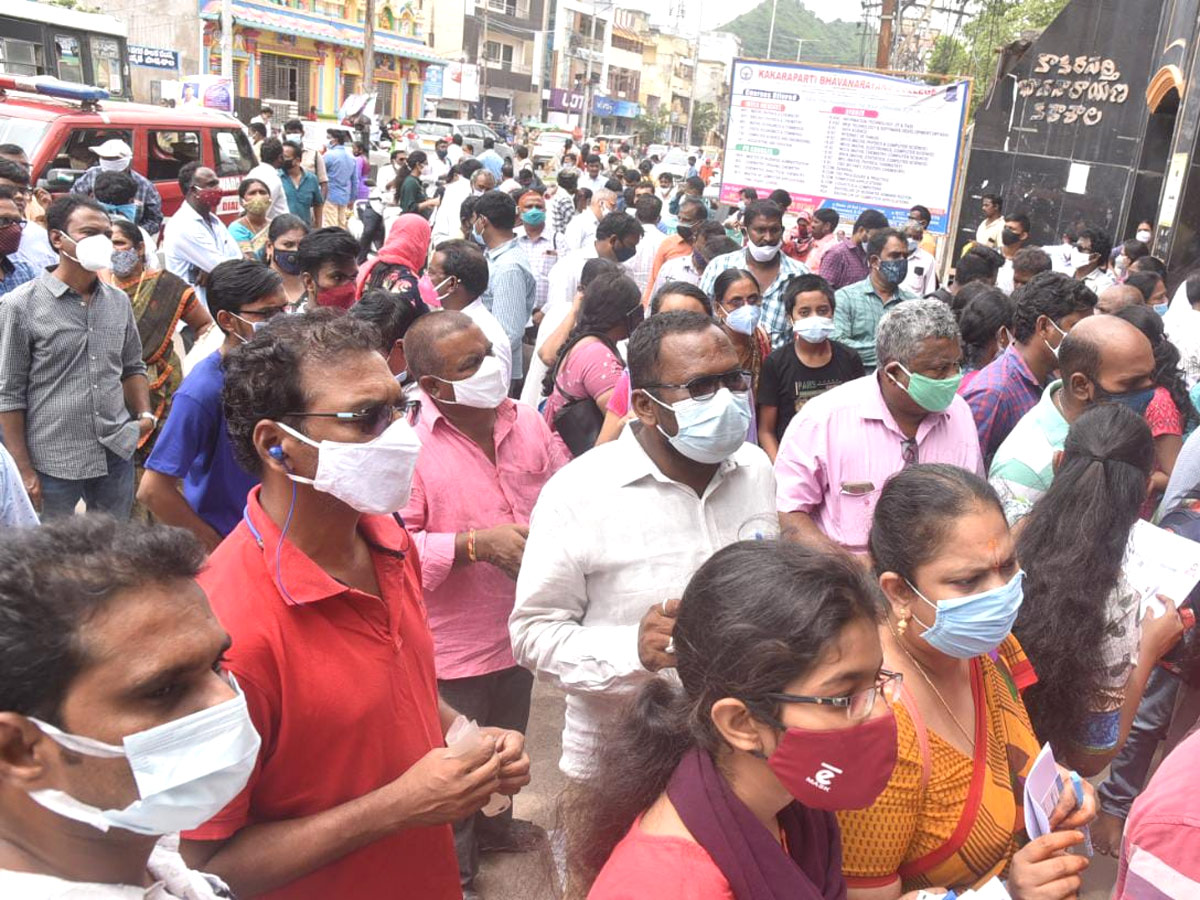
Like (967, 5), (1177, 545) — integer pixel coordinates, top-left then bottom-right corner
(804, 208), (841, 274)
(401, 310), (568, 896)
(1116, 727), (1200, 897)
(775, 298), (983, 557)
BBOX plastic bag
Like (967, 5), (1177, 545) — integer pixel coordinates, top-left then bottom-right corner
(444, 715), (510, 817)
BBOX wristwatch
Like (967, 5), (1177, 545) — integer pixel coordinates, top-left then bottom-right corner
(139, 411), (158, 428)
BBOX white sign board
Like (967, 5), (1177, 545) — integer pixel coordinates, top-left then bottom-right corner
(721, 60), (969, 234)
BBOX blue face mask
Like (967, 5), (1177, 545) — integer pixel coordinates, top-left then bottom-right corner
(907, 570), (1025, 659)
(100, 201), (137, 222)
(877, 257), (908, 287)
(1154, 302), (1170, 316)
(645, 387), (751, 464)
(1093, 384), (1156, 416)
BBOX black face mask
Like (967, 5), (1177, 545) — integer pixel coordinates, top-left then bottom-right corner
(677, 223), (694, 242)
(436, 148), (448, 159)
(273, 248), (301, 276)
(1001, 227), (1022, 247)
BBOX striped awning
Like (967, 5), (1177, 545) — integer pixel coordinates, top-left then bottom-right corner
(199, 0), (445, 65)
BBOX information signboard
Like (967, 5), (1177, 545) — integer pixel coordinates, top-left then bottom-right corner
(720, 60), (970, 234)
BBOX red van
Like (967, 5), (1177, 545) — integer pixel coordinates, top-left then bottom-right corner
(0, 86), (255, 221)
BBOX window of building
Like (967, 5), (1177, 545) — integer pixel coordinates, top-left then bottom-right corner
(54, 34), (84, 83)
(212, 128), (256, 177)
(376, 82), (394, 119)
(260, 53), (311, 109)
(147, 130), (201, 182)
(484, 41), (513, 70)
(0, 38), (43, 77)
(90, 37), (122, 95)
(342, 74), (358, 101)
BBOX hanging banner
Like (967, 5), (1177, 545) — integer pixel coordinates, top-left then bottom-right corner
(720, 59), (969, 234)
(162, 76), (234, 111)
(440, 61), (479, 103)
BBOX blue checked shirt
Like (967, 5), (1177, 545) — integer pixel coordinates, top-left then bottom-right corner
(0, 255), (38, 299)
(482, 237), (537, 381)
(71, 167), (164, 235)
(831, 277), (918, 369)
(960, 343), (1044, 466)
(699, 249), (809, 349)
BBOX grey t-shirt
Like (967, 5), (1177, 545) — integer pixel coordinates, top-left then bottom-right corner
(1159, 427), (1200, 516)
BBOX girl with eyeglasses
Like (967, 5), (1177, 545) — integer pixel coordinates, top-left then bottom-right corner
(572, 539), (899, 899)
(837, 464), (1094, 899)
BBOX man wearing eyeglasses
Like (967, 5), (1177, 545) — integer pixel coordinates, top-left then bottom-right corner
(775, 299), (983, 562)
(0, 157), (57, 271)
(0, 186), (37, 299)
(511, 311), (776, 779)
(139, 259), (283, 550)
(181, 308), (530, 900)
(401, 311), (567, 894)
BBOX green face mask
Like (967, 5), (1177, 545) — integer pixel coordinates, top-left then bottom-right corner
(890, 363), (963, 412)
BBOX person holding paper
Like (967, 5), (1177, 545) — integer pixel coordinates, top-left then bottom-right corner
(1014, 403), (1186, 779)
(837, 463), (1095, 897)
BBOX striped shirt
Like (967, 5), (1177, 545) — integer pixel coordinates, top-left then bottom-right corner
(0, 271), (146, 479)
(517, 228), (562, 312)
(71, 166), (164, 235)
(482, 237), (537, 382)
(0, 255), (38, 298)
(549, 189), (576, 236)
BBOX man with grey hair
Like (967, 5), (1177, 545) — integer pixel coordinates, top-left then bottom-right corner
(775, 298), (983, 558)
(564, 186), (616, 253)
(471, 167), (497, 195)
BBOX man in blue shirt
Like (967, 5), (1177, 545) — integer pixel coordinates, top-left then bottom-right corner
(478, 137), (504, 181)
(0, 187), (37, 299)
(322, 129), (356, 228)
(138, 259), (283, 549)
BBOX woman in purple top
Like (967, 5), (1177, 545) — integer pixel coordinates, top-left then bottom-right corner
(352, 141), (371, 201)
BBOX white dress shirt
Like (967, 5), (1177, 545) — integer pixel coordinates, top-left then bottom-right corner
(247, 161), (290, 219)
(628, 221), (667, 292)
(461, 297), (513, 385)
(510, 426), (777, 778)
(162, 202), (241, 308)
(902, 246), (938, 297)
(431, 177), (472, 246)
(651, 252), (701, 298)
(519, 245), (598, 407)
(563, 208), (598, 253)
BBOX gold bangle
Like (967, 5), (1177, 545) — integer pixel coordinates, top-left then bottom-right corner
(467, 529), (477, 563)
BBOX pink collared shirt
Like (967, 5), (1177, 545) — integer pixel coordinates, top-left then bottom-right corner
(402, 395), (569, 679)
(774, 374), (983, 554)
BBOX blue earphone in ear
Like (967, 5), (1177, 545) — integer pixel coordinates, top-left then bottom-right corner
(269, 445), (285, 461)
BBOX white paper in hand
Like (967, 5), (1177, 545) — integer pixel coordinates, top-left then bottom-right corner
(1023, 742), (1092, 857)
(443, 715), (511, 817)
(1124, 521), (1200, 619)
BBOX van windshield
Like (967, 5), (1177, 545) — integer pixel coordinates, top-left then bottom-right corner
(0, 118), (49, 160)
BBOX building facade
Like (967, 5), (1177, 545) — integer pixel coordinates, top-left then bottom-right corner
(641, 25), (694, 143)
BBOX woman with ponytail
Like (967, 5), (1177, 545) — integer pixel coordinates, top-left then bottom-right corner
(568, 540), (898, 899)
(1015, 402), (1185, 775)
(394, 149), (439, 219)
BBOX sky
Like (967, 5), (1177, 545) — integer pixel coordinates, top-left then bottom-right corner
(640, 0), (866, 31)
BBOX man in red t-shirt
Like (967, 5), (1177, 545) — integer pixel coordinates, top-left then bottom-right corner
(180, 309), (531, 900)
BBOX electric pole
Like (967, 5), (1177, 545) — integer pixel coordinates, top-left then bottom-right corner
(581, 0), (598, 139)
(876, 0), (897, 69)
(363, 0), (376, 94)
(480, 1), (490, 120)
(766, 0), (778, 59)
(220, 0), (232, 80)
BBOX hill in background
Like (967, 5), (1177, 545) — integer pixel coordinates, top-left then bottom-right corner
(717, 0), (866, 66)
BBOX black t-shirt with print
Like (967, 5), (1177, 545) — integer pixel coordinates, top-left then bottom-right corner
(757, 340), (865, 440)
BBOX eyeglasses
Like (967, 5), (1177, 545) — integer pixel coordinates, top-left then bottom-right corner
(284, 402), (411, 437)
(0, 217), (27, 229)
(765, 670), (903, 722)
(643, 368), (752, 401)
(901, 438), (919, 466)
(237, 305), (288, 321)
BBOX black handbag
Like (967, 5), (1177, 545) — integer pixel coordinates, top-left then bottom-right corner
(550, 335), (619, 456)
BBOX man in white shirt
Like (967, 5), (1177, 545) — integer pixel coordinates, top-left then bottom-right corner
(0, 515), (247, 899)
(1073, 225), (1117, 294)
(976, 193), (1004, 248)
(446, 134), (465, 166)
(520, 212), (644, 406)
(901, 221), (938, 297)
(577, 155), (608, 195)
(510, 311), (776, 778)
(627, 194), (666, 292)
(431, 159), (482, 246)
(564, 187), (615, 253)
(246, 138), (290, 220)
(163, 163), (241, 307)
(427, 239), (514, 383)
(250, 106), (276, 138)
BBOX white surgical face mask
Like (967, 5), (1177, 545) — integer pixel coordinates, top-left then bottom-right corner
(64, 233), (115, 272)
(1136, 229), (1152, 243)
(1070, 248), (1094, 270)
(430, 354), (508, 409)
(27, 676), (261, 836)
(98, 156), (131, 173)
(276, 418), (422, 515)
(645, 387), (751, 464)
(746, 240), (781, 263)
(722, 303), (761, 335)
(794, 315), (834, 344)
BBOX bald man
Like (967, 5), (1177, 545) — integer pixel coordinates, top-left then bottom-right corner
(990, 314), (1155, 523)
(398, 310), (566, 894)
(1096, 283), (1145, 315)
(564, 187), (616, 252)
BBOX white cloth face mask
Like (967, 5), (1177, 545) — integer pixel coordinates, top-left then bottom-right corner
(276, 417), (422, 515)
(27, 676), (261, 836)
(430, 354), (509, 409)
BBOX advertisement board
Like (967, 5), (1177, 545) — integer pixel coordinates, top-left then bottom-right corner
(721, 60), (969, 234)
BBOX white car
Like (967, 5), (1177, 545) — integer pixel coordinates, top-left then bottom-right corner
(651, 147), (691, 182)
(410, 118), (511, 159)
(532, 131), (573, 168)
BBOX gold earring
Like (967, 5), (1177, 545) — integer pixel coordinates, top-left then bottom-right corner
(897, 615), (909, 636)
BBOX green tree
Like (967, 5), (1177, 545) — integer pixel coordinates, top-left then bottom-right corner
(690, 102), (718, 146)
(633, 107), (670, 144)
(957, 0), (1071, 94)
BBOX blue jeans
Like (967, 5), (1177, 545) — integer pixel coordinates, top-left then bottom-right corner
(1096, 666), (1181, 819)
(38, 450), (135, 520)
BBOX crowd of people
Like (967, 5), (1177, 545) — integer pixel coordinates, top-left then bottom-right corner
(0, 127), (1199, 900)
